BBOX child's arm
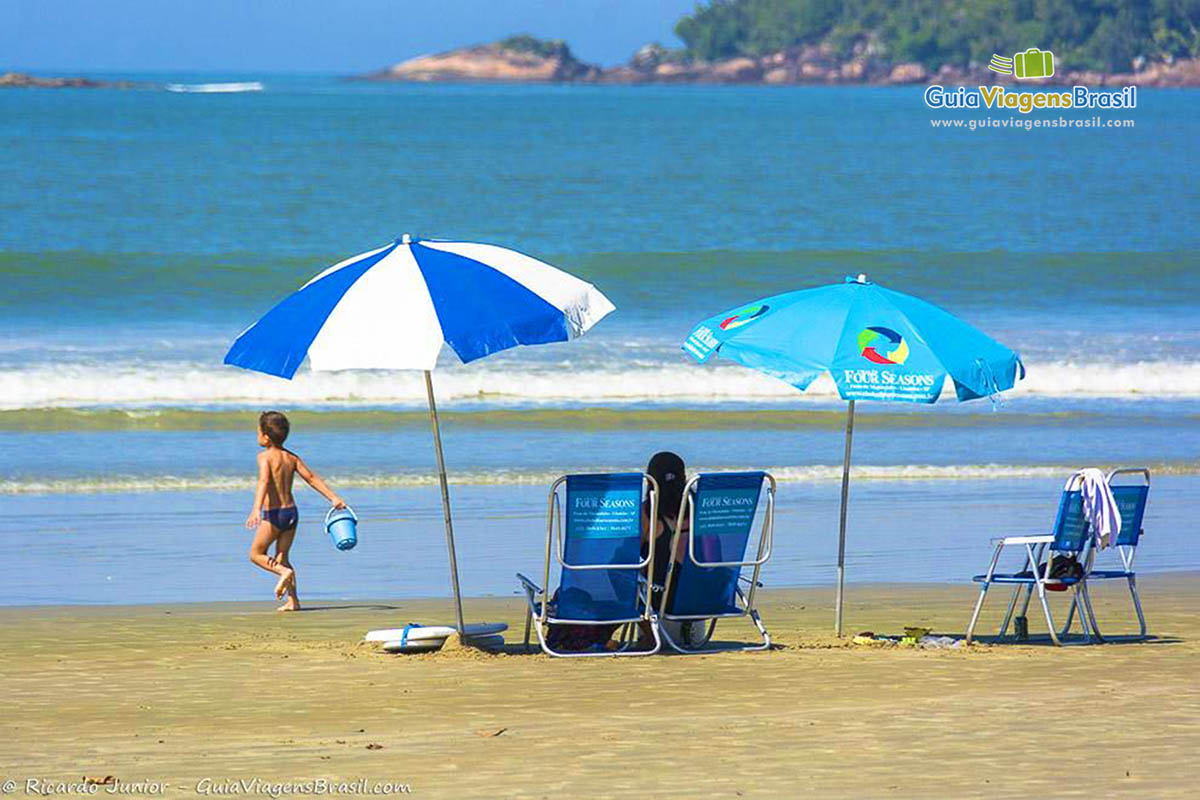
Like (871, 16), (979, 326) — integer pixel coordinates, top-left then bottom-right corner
(245, 453), (269, 528)
(295, 457), (346, 508)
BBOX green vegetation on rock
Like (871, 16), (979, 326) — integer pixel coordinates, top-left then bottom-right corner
(499, 34), (573, 59)
(674, 0), (1200, 72)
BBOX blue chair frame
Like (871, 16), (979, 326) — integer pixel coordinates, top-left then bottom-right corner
(517, 473), (661, 657)
(1060, 467), (1151, 641)
(966, 470), (1100, 646)
(657, 471), (775, 654)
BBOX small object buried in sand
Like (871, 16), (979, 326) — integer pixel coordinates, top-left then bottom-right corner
(84, 776), (116, 786)
(919, 635), (963, 649)
(475, 727), (507, 738)
(380, 632), (507, 654)
(901, 626), (932, 646)
(365, 743), (383, 750)
(852, 632), (899, 645)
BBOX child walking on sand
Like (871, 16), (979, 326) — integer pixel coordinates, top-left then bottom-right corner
(244, 411), (345, 611)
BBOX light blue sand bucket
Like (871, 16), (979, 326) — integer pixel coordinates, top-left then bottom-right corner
(326, 506), (358, 551)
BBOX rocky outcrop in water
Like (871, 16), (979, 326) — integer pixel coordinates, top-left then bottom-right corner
(0, 72), (138, 89)
(364, 36), (598, 83)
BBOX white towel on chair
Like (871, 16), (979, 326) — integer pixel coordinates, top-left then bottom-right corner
(1076, 468), (1121, 549)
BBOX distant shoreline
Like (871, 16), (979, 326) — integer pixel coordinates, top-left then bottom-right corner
(7, 68), (1200, 91)
(363, 40), (1200, 88)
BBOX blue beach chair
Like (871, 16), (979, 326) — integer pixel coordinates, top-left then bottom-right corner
(517, 473), (661, 657)
(966, 471), (1100, 646)
(1060, 468), (1151, 641)
(657, 472), (775, 654)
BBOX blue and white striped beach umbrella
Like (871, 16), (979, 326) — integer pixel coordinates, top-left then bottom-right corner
(225, 234), (614, 378)
(224, 234), (615, 632)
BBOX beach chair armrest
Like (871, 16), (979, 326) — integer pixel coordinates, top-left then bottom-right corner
(516, 572), (543, 596)
(989, 535), (1055, 546)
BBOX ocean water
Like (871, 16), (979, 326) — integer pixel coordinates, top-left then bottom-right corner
(1, 78), (1196, 605)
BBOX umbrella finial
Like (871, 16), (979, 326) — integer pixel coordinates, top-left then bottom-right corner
(846, 273), (870, 285)
(400, 233), (412, 245)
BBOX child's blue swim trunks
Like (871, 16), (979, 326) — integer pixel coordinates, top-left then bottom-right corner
(262, 506), (299, 531)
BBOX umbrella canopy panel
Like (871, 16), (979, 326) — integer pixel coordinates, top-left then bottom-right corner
(684, 275), (1023, 403)
(225, 236), (614, 378)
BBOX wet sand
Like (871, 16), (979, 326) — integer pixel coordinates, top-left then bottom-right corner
(3, 576), (1198, 798)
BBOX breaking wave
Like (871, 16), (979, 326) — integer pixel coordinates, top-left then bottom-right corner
(3, 462), (1194, 495)
(2, 359), (1200, 410)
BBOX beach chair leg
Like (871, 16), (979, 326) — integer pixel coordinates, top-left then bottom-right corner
(523, 605), (533, 653)
(1035, 580), (1062, 646)
(966, 583), (991, 645)
(997, 584), (1021, 639)
(1128, 576), (1147, 639)
(969, 542), (1006, 645)
(1017, 582), (1035, 619)
(1024, 547), (1063, 647)
(1067, 586), (1093, 643)
(1002, 544), (1041, 638)
(1061, 594), (1078, 639)
(532, 621), (563, 657)
(614, 623), (640, 652)
(643, 616), (663, 656)
(750, 609), (771, 650)
(1080, 583), (1103, 643)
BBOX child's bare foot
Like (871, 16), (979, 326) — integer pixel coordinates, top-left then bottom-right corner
(274, 568), (294, 599)
(277, 597), (300, 612)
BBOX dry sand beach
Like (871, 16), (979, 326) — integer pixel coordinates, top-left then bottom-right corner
(4, 576), (1198, 799)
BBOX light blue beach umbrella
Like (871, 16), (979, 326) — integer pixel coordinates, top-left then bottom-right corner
(224, 234), (615, 632)
(683, 274), (1023, 636)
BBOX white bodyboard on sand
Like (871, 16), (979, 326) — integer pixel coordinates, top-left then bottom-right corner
(381, 633), (505, 654)
(380, 638), (444, 653)
(365, 622), (507, 653)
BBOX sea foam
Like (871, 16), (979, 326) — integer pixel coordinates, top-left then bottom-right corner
(2, 462), (1195, 496)
(2, 359), (1200, 409)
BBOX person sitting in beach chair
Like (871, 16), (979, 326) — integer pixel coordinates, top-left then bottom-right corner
(517, 472), (661, 656)
(643, 452), (688, 609)
(656, 471), (776, 653)
(966, 470), (1102, 646)
(1059, 468), (1152, 641)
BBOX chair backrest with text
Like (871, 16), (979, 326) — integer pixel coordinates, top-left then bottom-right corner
(1108, 469), (1150, 549)
(1050, 478), (1090, 555)
(555, 473), (653, 622)
(664, 472), (772, 619)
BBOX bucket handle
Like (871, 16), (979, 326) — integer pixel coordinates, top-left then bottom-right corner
(325, 505), (358, 528)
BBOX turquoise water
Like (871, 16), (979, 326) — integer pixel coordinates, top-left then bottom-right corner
(1, 78), (1196, 604)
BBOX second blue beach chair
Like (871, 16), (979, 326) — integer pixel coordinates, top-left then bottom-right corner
(966, 470), (1101, 646)
(657, 471), (775, 654)
(1060, 467), (1152, 641)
